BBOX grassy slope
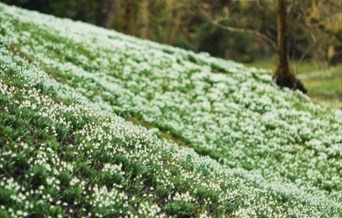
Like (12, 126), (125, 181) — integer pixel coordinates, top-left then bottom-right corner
(0, 3), (341, 217)
(246, 58), (342, 111)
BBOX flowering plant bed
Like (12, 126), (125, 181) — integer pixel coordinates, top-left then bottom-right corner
(0, 3), (341, 217)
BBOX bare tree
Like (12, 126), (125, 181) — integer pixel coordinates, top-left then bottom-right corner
(274, 0), (306, 93)
(197, 0), (307, 93)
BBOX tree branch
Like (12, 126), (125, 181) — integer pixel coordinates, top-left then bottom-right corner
(197, 3), (279, 52)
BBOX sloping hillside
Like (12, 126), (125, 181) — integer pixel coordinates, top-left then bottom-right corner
(0, 3), (341, 217)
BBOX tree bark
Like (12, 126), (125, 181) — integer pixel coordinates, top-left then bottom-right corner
(276, 0), (290, 76)
(139, 0), (150, 39)
(96, 0), (120, 28)
(121, 0), (137, 35)
(274, 0), (307, 93)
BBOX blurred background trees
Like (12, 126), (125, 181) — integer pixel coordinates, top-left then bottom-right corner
(2, 0), (341, 66)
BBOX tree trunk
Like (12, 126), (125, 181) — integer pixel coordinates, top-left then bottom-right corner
(276, 0), (290, 76)
(138, 0), (150, 39)
(121, 0), (137, 35)
(96, 0), (120, 28)
(274, 0), (307, 93)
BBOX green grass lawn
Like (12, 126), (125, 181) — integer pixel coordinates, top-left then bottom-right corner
(247, 59), (342, 111)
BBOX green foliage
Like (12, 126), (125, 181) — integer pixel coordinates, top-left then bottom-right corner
(165, 201), (194, 217)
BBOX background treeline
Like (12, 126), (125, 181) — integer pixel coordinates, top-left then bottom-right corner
(2, 0), (341, 65)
